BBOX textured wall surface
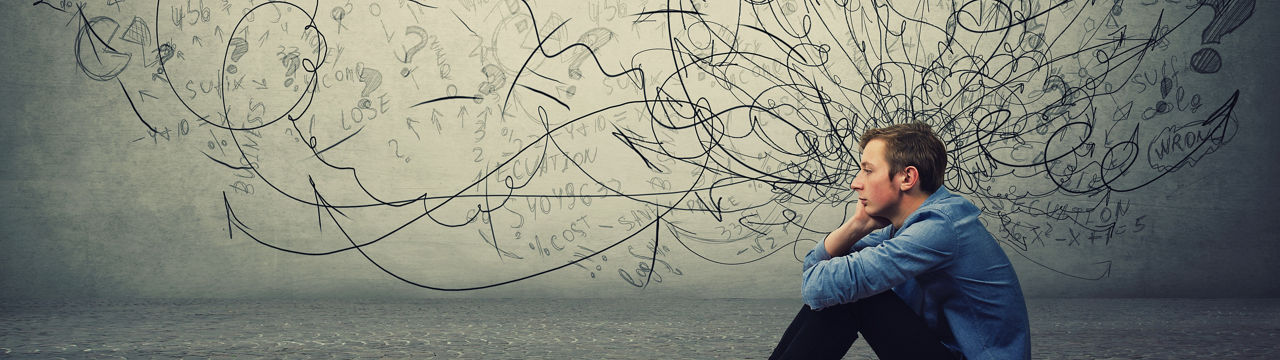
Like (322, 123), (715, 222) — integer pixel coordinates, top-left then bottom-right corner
(2, 0), (1278, 300)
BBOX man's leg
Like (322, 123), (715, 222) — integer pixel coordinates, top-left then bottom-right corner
(769, 302), (860, 359)
(769, 291), (957, 360)
(853, 291), (957, 359)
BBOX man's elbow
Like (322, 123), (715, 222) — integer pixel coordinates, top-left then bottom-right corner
(800, 266), (831, 309)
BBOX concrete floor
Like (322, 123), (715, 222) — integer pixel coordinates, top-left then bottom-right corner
(2, 298), (1278, 359)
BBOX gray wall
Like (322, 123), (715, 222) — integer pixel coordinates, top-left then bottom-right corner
(3, 0), (1278, 300)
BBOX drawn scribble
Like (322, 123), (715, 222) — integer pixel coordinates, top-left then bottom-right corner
(35, 0), (1253, 289)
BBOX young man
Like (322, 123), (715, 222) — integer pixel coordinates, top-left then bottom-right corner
(770, 123), (1030, 359)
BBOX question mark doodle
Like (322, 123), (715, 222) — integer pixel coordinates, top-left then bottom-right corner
(387, 139), (410, 163)
(477, 64), (507, 101)
(154, 42), (176, 67)
(225, 37), (248, 74)
(358, 66), (382, 100)
(1190, 0), (1254, 74)
(567, 28), (615, 80)
(400, 26), (428, 77)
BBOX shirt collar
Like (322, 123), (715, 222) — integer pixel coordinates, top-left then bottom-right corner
(922, 186), (952, 208)
(887, 186), (952, 237)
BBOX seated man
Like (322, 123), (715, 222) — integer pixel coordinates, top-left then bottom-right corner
(770, 123), (1030, 359)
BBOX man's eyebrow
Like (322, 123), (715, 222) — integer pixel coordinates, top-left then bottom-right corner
(860, 161), (872, 168)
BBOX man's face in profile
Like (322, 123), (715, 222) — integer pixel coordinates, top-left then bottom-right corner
(852, 139), (902, 220)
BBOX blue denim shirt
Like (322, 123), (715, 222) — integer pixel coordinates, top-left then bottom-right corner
(801, 187), (1031, 359)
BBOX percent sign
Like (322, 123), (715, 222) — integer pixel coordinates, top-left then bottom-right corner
(528, 235), (551, 257)
(572, 245), (608, 278)
(207, 129), (229, 155)
(499, 127), (523, 156)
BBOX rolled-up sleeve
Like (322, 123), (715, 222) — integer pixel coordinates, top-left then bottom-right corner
(802, 238), (833, 273)
(801, 211), (957, 310)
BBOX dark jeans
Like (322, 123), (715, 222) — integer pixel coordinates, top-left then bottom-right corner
(770, 291), (960, 360)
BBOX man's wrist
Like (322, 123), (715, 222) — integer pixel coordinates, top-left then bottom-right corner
(825, 226), (869, 256)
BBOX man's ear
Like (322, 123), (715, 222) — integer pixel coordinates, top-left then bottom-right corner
(898, 166), (919, 192)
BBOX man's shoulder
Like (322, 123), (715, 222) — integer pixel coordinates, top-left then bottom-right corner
(903, 191), (983, 234)
(921, 189), (982, 216)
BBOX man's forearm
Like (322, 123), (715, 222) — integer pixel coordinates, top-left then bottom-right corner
(824, 225), (869, 257)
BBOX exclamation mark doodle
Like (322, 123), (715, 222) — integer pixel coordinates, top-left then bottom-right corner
(1189, 0), (1255, 74)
